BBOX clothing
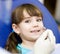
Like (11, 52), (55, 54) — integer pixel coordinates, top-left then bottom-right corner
(17, 44), (60, 54)
(17, 44), (32, 54)
(52, 44), (60, 54)
(0, 47), (11, 54)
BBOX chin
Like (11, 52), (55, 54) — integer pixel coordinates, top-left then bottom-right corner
(30, 37), (39, 41)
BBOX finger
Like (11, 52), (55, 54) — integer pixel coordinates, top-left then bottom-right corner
(47, 29), (56, 44)
(44, 29), (56, 51)
(34, 29), (47, 45)
(37, 29), (48, 41)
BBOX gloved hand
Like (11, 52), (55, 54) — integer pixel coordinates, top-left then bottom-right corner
(33, 29), (56, 54)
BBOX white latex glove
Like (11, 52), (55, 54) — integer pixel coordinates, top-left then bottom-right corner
(34, 29), (56, 54)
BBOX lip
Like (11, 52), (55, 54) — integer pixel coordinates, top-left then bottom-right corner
(30, 30), (40, 33)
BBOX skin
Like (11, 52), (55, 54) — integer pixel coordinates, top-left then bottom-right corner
(12, 9), (45, 49)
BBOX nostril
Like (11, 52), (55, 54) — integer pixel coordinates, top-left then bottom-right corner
(33, 25), (38, 28)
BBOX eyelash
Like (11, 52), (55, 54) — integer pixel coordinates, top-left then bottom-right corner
(25, 19), (42, 23)
(25, 20), (31, 23)
(36, 19), (42, 22)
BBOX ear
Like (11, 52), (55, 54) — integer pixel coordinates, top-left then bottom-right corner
(12, 24), (20, 34)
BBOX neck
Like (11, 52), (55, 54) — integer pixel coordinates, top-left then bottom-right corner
(21, 40), (35, 50)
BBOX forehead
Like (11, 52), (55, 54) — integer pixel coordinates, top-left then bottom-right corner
(23, 9), (31, 18)
(23, 9), (42, 19)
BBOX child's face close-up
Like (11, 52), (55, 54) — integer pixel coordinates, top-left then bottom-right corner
(15, 10), (44, 41)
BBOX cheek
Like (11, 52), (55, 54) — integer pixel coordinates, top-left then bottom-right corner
(20, 24), (30, 31)
(39, 22), (44, 28)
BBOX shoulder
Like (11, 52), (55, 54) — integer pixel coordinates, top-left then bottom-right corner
(0, 47), (11, 54)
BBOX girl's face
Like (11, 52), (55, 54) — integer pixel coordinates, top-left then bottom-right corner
(13, 10), (44, 41)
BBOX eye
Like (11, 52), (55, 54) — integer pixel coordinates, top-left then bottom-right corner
(36, 18), (42, 22)
(25, 20), (31, 23)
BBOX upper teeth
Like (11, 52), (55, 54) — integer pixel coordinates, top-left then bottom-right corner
(31, 30), (40, 32)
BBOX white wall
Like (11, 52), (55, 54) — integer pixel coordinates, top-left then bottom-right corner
(55, 0), (60, 23)
(38, 0), (44, 4)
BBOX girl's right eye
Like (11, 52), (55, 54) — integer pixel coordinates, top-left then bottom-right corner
(25, 20), (31, 23)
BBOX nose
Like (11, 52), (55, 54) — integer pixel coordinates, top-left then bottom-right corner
(33, 25), (38, 27)
(32, 21), (38, 28)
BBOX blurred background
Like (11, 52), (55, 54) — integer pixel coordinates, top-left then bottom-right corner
(39, 0), (60, 30)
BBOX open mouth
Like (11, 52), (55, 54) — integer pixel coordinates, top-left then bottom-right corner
(30, 30), (40, 33)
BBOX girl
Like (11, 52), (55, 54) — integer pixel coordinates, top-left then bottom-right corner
(5, 4), (56, 54)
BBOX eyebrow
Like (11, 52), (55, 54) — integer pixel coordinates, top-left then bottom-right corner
(23, 16), (42, 20)
(23, 16), (32, 19)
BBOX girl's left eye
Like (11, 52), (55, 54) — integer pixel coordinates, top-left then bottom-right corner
(36, 19), (42, 22)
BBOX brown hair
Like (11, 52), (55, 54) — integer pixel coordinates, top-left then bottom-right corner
(5, 32), (22, 53)
(5, 4), (43, 53)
